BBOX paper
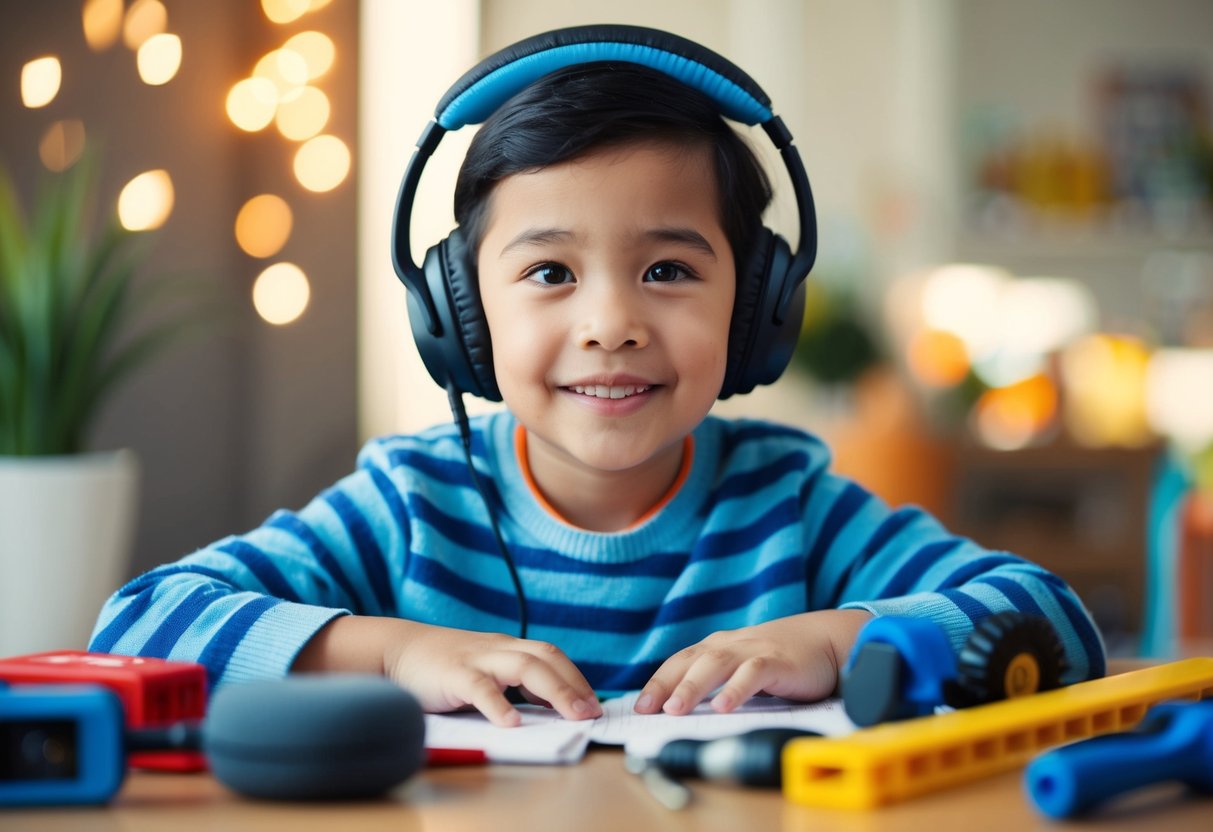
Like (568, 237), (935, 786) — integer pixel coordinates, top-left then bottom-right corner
(423, 693), (856, 764)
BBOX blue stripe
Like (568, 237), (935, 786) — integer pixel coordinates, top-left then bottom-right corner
(719, 422), (811, 460)
(685, 498), (801, 563)
(512, 545), (689, 578)
(324, 490), (396, 614)
(972, 576), (1047, 617)
(368, 465), (411, 556)
(707, 450), (807, 505)
(384, 448), (474, 487)
(413, 556), (523, 623)
(938, 588), (992, 625)
(117, 565), (238, 598)
(138, 584), (227, 658)
(877, 540), (964, 599)
(440, 42), (772, 128)
(936, 554), (1024, 589)
(197, 596), (282, 690)
(803, 482), (869, 601)
(828, 507), (921, 606)
(412, 553), (803, 633)
(411, 493), (500, 555)
(580, 659), (663, 692)
(215, 540), (301, 602)
(1047, 585), (1107, 680)
(266, 512), (364, 610)
(89, 588), (156, 653)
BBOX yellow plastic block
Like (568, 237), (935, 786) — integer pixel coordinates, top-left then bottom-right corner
(782, 657), (1213, 809)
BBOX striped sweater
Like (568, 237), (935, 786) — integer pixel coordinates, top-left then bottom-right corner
(90, 411), (1106, 693)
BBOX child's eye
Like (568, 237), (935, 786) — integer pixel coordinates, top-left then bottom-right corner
(643, 262), (693, 283)
(524, 263), (574, 286)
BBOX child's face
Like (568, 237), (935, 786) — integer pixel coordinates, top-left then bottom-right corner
(477, 141), (735, 478)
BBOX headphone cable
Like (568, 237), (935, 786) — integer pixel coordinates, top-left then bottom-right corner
(446, 383), (529, 640)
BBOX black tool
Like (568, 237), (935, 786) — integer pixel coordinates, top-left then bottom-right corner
(654, 727), (820, 788)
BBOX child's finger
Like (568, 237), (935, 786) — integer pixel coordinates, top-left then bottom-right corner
(513, 657), (602, 721)
(660, 651), (740, 715)
(517, 639), (599, 705)
(633, 645), (699, 713)
(709, 656), (780, 713)
(463, 672), (522, 728)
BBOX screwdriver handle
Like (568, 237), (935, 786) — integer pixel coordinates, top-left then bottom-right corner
(1024, 700), (1213, 818)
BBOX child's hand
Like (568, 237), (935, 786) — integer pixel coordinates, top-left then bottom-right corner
(384, 623), (603, 727)
(633, 609), (873, 715)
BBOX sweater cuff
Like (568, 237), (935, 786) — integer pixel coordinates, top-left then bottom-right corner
(839, 592), (975, 654)
(221, 602), (349, 686)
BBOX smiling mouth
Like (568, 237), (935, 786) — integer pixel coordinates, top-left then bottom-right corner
(567, 384), (654, 400)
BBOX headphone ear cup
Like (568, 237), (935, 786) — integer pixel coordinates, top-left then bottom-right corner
(721, 230), (804, 399)
(411, 230), (500, 401)
(441, 230), (500, 401)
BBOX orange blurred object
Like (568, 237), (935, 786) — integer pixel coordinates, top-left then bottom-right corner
(907, 329), (970, 388)
(973, 373), (1059, 450)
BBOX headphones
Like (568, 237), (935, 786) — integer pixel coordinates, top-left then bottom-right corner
(391, 24), (817, 401)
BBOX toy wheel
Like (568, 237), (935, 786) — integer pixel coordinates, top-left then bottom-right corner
(953, 612), (1067, 707)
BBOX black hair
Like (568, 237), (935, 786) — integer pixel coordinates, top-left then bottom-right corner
(453, 62), (773, 273)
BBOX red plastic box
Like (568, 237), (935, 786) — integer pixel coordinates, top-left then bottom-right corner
(0, 650), (208, 771)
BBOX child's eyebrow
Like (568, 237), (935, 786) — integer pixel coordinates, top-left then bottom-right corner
(499, 227), (575, 256)
(497, 226), (717, 261)
(643, 227), (718, 261)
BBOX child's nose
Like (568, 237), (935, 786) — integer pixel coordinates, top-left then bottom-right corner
(575, 287), (650, 351)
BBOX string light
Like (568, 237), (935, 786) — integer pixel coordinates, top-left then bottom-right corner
(117, 169), (175, 231)
(122, 0), (167, 51)
(137, 32), (182, 86)
(21, 56), (62, 108)
(82, 0), (123, 51)
(39, 120), (87, 172)
(253, 262), (311, 325)
(294, 134), (350, 192)
(235, 194), (293, 258)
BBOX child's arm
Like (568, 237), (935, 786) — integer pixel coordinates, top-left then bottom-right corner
(633, 609), (873, 715)
(292, 615), (602, 727)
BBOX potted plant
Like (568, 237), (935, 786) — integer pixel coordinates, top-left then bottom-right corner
(0, 153), (197, 656)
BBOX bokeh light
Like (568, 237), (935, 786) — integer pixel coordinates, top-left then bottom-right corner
(262, 0), (311, 25)
(122, 0), (167, 51)
(136, 32), (182, 86)
(254, 49), (309, 100)
(283, 31), (335, 80)
(226, 77), (278, 132)
(921, 263), (1010, 360)
(293, 134), (350, 192)
(117, 169), (174, 231)
(235, 194), (294, 258)
(275, 85), (330, 141)
(253, 262), (310, 325)
(1060, 334), (1152, 448)
(82, 0), (123, 51)
(972, 374), (1059, 451)
(1145, 349), (1213, 451)
(21, 56), (62, 109)
(39, 119), (87, 172)
(907, 329), (970, 388)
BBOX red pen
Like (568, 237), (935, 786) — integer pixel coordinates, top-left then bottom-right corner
(426, 747), (489, 766)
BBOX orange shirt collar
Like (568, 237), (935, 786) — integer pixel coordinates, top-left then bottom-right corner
(514, 425), (694, 531)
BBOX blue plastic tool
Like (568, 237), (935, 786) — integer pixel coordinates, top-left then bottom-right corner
(1024, 699), (1213, 818)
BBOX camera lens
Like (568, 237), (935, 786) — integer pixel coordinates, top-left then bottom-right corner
(0, 720), (78, 781)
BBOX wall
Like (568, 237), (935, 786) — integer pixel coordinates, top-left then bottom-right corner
(0, 0), (359, 578)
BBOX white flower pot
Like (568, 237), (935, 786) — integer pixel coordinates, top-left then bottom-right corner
(0, 450), (139, 656)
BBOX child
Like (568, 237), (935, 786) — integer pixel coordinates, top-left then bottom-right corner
(92, 29), (1105, 728)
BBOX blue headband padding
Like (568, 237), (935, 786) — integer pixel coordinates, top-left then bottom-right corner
(437, 42), (774, 130)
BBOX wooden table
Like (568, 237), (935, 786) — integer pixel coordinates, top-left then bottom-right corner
(7, 658), (1213, 831)
(5, 743), (1211, 832)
